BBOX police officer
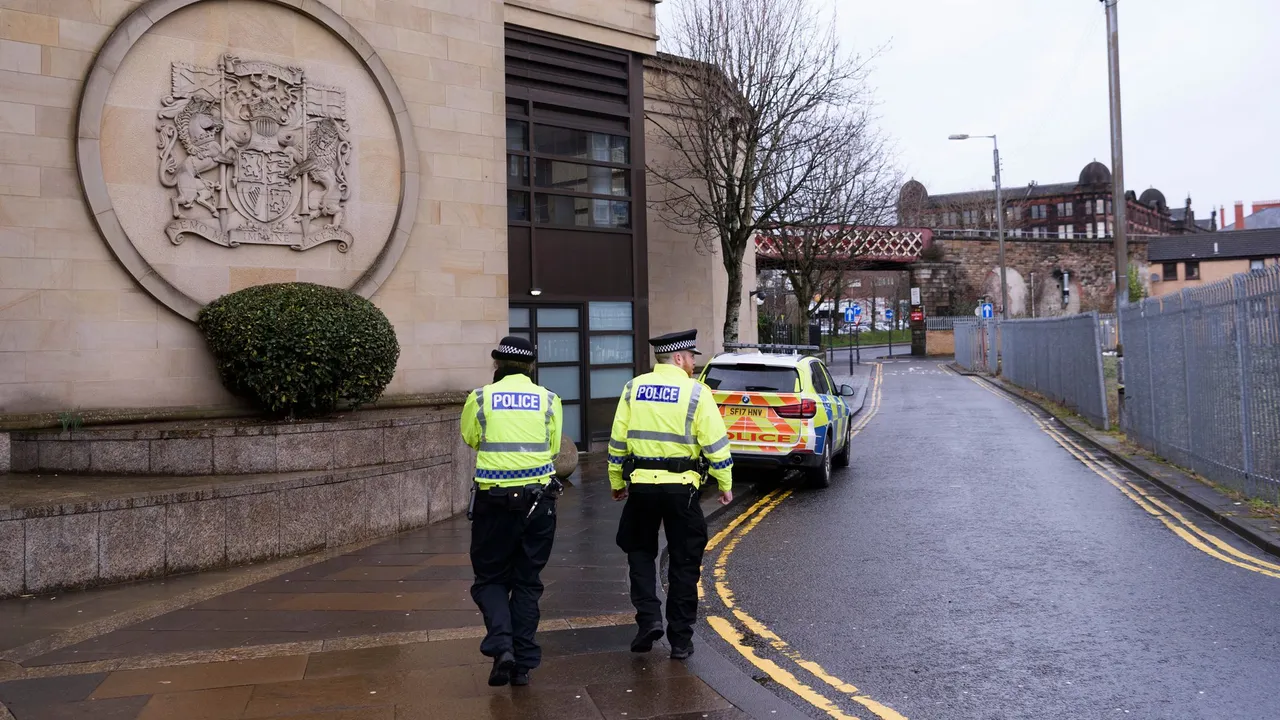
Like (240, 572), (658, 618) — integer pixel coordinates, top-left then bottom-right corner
(608, 329), (734, 660)
(461, 336), (563, 687)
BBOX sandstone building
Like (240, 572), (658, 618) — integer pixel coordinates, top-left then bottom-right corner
(0, 0), (756, 447)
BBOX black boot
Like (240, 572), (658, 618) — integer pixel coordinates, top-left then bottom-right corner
(630, 623), (664, 653)
(510, 667), (531, 686)
(488, 650), (515, 686)
(670, 644), (694, 660)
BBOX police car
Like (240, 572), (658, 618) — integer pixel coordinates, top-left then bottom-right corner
(698, 348), (857, 488)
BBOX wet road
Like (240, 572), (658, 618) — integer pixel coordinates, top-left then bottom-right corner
(702, 359), (1280, 720)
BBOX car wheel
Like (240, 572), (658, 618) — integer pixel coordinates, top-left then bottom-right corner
(806, 439), (832, 489)
(833, 424), (851, 469)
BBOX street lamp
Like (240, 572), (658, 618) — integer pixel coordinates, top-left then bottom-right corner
(949, 133), (1009, 320)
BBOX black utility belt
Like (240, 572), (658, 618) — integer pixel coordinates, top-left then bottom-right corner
(478, 484), (547, 497)
(629, 482), (698, 495)
(632, 458), (701, 473)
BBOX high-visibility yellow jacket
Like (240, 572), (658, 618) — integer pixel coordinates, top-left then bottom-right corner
(607, 363), (733, 492)
(461, 374), (563, 489)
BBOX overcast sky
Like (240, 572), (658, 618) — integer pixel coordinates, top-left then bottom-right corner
(656, 0), (1279, 223)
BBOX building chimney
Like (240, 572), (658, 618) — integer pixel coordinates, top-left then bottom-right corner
(1235, 201), (1245, 230)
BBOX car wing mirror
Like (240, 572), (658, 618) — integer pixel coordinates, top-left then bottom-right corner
(839, 384), (856, 397)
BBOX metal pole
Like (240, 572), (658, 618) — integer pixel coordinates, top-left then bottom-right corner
(993, 136), (1008, 320)
(1104, 0), (1128, 350)
(849, 316), (854, 374)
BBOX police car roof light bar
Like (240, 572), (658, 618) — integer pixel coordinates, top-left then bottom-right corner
(724, 343), (821, 355)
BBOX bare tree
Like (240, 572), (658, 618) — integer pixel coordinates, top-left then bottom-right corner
(758, 117), (900, 334)
(647, 0), (875, 343)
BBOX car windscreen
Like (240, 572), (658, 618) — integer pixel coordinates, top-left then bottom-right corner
(702, 364), (800, 393)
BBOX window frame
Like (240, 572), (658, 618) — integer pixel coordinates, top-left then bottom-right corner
(1162, 262), (1179, 281)
(1184, 261), (1200, 280)
(808, 360), (831, 394)
(505, 103), (636, 232)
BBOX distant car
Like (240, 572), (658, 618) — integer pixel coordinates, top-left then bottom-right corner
(698, 351), (856, 487)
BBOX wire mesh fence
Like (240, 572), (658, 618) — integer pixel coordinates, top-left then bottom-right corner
(1120, 266), (1280, 504)
(999, 312), (1110, 430)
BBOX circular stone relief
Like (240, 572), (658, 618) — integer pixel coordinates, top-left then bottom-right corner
(77, 0), (418, 320)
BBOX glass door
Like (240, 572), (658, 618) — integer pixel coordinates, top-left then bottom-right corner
(509, 305), (585, 446)
(510, 302), (636, 449)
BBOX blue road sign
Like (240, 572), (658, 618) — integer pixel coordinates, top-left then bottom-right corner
(885, 309), (894, 321)
(853, 304), (862, 316)
(843, 306), (856, 323)
(981, 303), (994, 319)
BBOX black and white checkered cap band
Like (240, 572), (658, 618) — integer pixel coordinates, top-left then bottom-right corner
(654, 339), (697, 354)
(496, 344), (535, 358)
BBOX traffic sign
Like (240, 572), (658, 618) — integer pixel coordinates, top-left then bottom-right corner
(980, 303), (994, 319)
(853, 304), (862, 316)
(884, 309), (894, 321)
(843, 306), (856, 323)
(910, 309), (924, 322)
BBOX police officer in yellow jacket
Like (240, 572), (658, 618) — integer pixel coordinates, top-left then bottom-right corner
(461, 336), (563, 687)
(609, 329), (733, 660)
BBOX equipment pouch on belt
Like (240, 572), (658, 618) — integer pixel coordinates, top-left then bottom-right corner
(484, 485), (536, 511)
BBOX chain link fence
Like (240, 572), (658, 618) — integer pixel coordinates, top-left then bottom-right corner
(999, 312), (1110, 430)
(1120, 266), (1280, 503)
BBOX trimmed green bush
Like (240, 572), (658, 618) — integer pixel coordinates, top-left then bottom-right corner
(197, 283), (400, 417)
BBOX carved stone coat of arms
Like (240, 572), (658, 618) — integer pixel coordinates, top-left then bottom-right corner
(156, 55), (354, 252)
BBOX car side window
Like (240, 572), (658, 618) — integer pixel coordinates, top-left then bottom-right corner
(820, 366), (838, 397)
(809, 361), (830, 395)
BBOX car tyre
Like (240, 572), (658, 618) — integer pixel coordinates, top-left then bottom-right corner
(806, 440), (832, 489)
(833, 424), (851, 469)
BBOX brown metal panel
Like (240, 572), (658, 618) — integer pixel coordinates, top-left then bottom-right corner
(629, 52), (650, 374)
(534, 230), (633, 298)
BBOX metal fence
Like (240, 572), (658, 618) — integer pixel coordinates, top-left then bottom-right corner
(1120, 266), (1280, 503)
(954, 319), (998, 374)
(1098, 313), (1118, 352)
(927, 316), (963, 331)
(999, 312), (1110, 430)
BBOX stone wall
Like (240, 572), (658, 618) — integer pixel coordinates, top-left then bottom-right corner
(934, 236), (1150, 317)
(909, 262), (956, 317)
(0, 0), (669, 419)
(0, 0), (516, 416)
(1, 406), (476, 596)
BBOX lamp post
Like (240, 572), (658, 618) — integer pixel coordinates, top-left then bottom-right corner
(949, 134), (1008, 320)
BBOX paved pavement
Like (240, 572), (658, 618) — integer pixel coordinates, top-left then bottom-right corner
(0, 458), (751, 719)
(699, 358), (1280, 720)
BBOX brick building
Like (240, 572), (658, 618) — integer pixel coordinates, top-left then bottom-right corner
(898, 161), (1212, 240)
(895, 162), (1207, 318)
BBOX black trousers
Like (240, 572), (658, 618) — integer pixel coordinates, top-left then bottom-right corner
(615, 485), (708, 648)
(469, 488), (557, 669)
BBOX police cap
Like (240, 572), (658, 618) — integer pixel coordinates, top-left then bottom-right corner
(492, 336), (536, 361)
(649, 329), (701, 355)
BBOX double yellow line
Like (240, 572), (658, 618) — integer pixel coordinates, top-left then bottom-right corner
(965, 374), (1280, 580)
(703, 364), (908, 720)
